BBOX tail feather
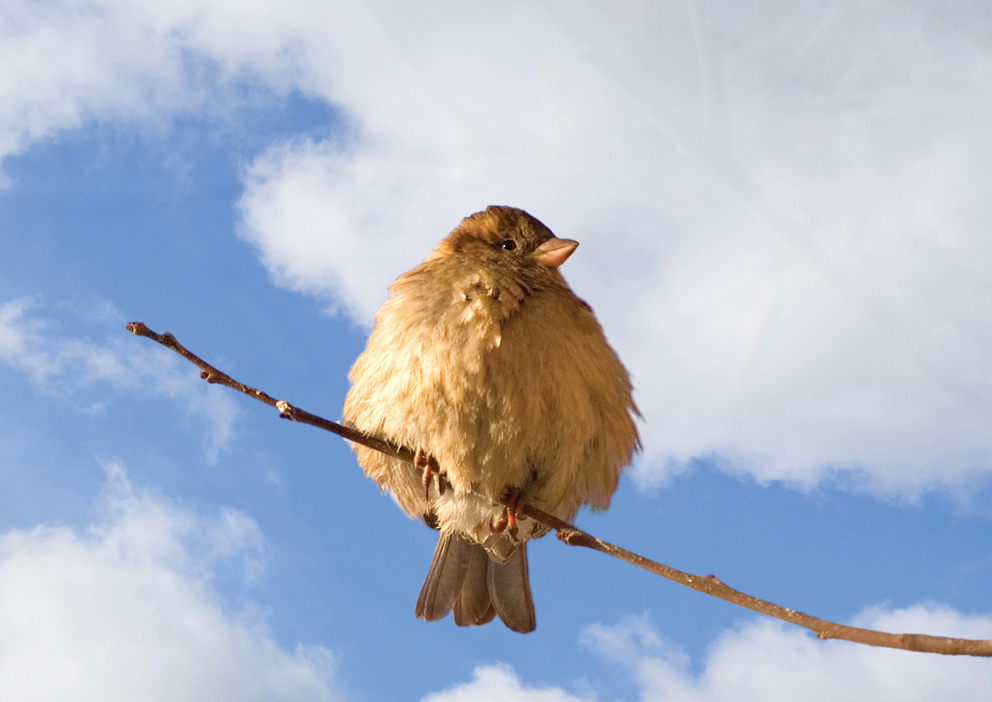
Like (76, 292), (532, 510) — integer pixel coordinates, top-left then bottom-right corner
(488, 542), (536, 633)
(416, 532), (535, 633)
(415, 531), (472, 621)
(453, 542), (497, 626)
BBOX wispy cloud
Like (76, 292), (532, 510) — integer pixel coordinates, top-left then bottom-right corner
(0, 462), (338, 701)
(0, 297), (239, 462)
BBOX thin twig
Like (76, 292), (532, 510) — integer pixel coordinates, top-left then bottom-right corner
(125, 322), (413, 463)
(525, 505), (992, 656)
(127, 321), (992, 657)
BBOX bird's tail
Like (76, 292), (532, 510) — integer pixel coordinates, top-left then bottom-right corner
(415, 531), (536, 633)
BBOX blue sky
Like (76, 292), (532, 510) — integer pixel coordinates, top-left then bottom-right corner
(2, 1), (992, 699)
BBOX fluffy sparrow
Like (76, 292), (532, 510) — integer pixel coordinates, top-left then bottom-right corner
(343, 206), (639, 633)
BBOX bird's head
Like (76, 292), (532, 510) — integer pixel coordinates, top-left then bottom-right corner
(428, 206), (578, 270)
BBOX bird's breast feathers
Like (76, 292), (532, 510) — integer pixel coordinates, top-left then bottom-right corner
(345, 251), (637, 521)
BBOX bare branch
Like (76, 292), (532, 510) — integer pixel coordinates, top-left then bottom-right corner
(524, 504), (992, 656)
(127, 321), (992, 657)
(125, 322), (413, 463)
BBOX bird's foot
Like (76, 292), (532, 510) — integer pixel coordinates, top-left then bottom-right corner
(415, 448), (445, 498)
(492, 487), (528, 537)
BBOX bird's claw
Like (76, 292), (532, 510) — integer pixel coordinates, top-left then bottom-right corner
(415, 448), (445, 498)
(493, 488), (527, 537)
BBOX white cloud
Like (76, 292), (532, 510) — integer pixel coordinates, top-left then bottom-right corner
(233, 2), (992, 497)
(0, 297), (239, 461)
(579, 608), (992, 702)
(421, 663), (594, 702)
(0, 462), (338, 701)
(5, 1), (992, 494)
(0, 0), (310, 178)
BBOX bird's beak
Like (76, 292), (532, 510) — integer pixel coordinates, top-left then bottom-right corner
(533, 237), (578, 268)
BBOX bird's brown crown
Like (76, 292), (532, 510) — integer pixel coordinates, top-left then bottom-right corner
(428, 206), (556, 263)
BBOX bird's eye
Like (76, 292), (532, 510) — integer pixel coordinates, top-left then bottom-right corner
(499, 239), (517, 251)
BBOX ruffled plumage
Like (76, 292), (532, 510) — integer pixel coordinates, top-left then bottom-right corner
(343, 206), (640, 633)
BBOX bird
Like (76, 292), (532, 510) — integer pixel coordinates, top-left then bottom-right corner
(342, 205), (640, 633)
